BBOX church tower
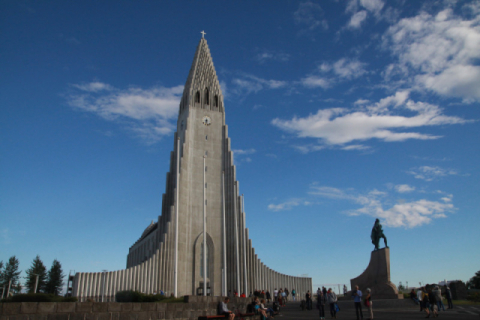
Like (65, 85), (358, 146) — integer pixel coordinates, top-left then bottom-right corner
(72, 36), (312, 299)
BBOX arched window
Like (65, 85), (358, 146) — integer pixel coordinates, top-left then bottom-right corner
(195, 91), (200, 103)
(204, 88), (209, 105)
(214, 95), (219, 108)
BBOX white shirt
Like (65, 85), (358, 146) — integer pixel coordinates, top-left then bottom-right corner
(274, 290), (278, 297)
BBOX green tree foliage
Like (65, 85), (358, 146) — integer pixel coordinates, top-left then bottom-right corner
(1, 256), (21, 291)
(45, 259), (64, 295)
(25, 255), (48, 293)
(467, 270), (480, 289)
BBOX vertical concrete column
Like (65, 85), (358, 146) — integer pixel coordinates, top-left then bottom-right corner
(152, 251), (157, 294)
(121, 269), (125, 292)
(159, 245), (164, 292)
(145, 260), (150, 294)
(124, 269), (129, 291)
(134, 266), (139, 291)
(96, 272), (102, 301)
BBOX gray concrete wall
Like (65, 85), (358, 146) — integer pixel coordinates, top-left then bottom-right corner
(0, 297), (250, 320)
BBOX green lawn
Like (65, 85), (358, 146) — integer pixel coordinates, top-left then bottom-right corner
(451, 300), (480, 305)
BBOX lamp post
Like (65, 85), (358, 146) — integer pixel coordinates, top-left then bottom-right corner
(34, 274), (39, 293)
(101, 270), (108, 302)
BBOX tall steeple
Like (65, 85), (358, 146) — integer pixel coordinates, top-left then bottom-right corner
(71, 36), (313, 300)
(179, 39), (224, 115)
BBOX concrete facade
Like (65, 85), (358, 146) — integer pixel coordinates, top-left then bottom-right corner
(72, 38), (312, 301)
(350, 247), (402, 299)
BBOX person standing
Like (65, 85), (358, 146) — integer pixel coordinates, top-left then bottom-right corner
(343, 285), (347, 297)
(365, 288), (373, 320)
(444, 285), (453, 309)
(306, 290), (312, 310)
(417, 287), (423, 311)
(433, 286), (445, 312)
(317, 287), (326, 320)
(266, 290), (271, 304)
(292, 288), (296, 301)
(327, 288), (337, 319)
(427, 287), (438, 318)
(352, 285), (363, 320)
(274, 288), (278, 302)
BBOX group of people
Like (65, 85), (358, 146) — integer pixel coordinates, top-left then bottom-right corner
(315, 286), (372, 320)
(412, 285), (453, 318)
(227, 287), (297, 306)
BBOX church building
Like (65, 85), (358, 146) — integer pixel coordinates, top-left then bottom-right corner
(72, 36), (312, 300)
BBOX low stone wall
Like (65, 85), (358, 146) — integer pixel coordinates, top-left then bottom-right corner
(0, 296), (250, 320)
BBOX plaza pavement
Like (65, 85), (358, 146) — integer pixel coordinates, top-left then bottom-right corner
(270, 300), (480, 320)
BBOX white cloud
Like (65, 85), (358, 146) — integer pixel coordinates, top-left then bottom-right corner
(383, 8), (480, 101)
(232, 148), (256, 155)
(66, 82), (183, 143)
(341, 144), (370, 151)
(348, 10), (368, 29)
(310, 185), (455, 228)
(231, 74), (287, 96)
(294, 1), (329, 32)
(395, 184), (416, 193)
(272, 91), (469, 146)
(255, 51), (290, 63)
(72, 81), (113, 92)
(268, 198), (310, 212)
(292, 144), (325, 154)
(301, 76), (331, 89)
(360, 0), (384, 14)
(331, 58), (367, 79)
(407, 166), (459, 181)
(354, 99), (370, 105)
(301, 58), (367, 89)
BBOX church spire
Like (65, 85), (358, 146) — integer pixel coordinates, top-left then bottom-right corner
(179, 36), (224, 114)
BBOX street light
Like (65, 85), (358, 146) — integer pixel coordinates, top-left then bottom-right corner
(34, 274), (39, 293)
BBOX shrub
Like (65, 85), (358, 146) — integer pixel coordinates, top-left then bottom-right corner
(115, 290), (169, 302)
(467, 292), (480, 302)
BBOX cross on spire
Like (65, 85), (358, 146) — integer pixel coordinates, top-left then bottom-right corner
(200, 30), (206, 39)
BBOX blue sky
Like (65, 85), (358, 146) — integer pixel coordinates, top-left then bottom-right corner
(1, 0), (479, 293)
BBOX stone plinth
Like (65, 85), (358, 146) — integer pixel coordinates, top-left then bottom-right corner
(350, 247), (402, 299)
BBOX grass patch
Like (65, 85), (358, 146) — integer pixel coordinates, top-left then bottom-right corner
(451, 300), (480, 305)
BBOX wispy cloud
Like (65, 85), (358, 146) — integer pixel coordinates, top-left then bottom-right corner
(309, 185), (455, 228)
(230, 74), (287, 96)
(395, 184), (416, 193)
(233, 148), (256, 155)
(268, 198), (312, 212)
(272, 91), (470, 147)
(348, 10), (368, 29)
(345, 0), (385, 29)
(407, 166), (459, 181)
(255, 51), (290, 64)
(294, 1), (329, 33)
(66, 81), (183, 143)
(1, 228), (10, 244)
(301, 57), (367, 89)
(383, 7), (480, 101)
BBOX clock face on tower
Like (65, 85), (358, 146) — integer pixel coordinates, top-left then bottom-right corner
(202, 116), (211, 126)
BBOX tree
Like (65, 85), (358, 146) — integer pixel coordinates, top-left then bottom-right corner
(0, 260), (4, 287)
(25, 255), (48, 293)
(2, 256), (21, 292)
(45, 259), (64, 295)
(467, 270), (480, 289)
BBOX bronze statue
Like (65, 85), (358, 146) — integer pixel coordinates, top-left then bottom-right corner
(371, 218), (388, 250)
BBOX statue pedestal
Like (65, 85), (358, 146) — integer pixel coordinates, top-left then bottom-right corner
(350, 247), (403, 299)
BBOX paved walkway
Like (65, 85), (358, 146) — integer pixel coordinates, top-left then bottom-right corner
(270, 301), (480, 320)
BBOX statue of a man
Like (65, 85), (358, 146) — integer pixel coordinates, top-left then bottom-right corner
(371, 218), (388, 250)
